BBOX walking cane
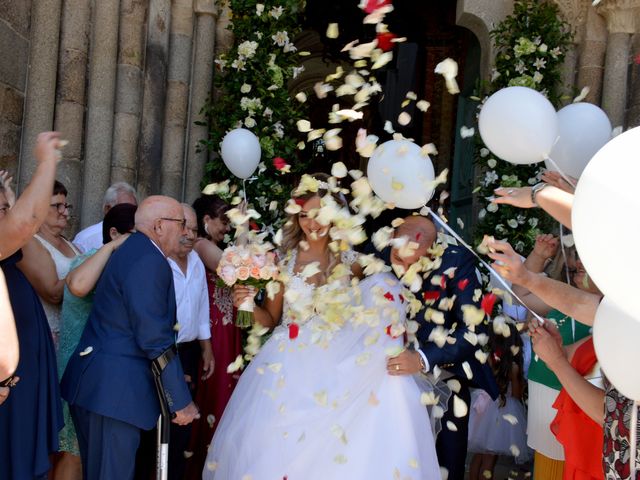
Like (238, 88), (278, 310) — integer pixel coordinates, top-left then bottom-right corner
(152, 348), (177, 480)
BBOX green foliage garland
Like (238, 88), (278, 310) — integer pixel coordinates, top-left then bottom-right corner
(200, 0), (309, 233)
(473, 0), (573, 254)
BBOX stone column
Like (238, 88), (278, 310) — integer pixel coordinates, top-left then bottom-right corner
(137, 0), (171, 199)
(80, 0), (120, 228)
(54, 0), (91, 232)
(184, 0), (217, 203)
(558, 42), (578, 106)
(576, 5), (608, 104)
(111, 0), (148, 186)
(161, 0), (194, 199)
(627, 33), (640, 127)
(17, 0), (63, 191)
(597, 1), (639, 127)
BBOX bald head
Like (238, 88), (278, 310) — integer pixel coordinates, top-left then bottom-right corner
(390, 215), (437, 273)
(395, 215), (437, 249)
(135, 196), (182, 229)
(136, 195), (185, 256)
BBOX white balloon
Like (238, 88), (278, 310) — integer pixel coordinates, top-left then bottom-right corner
(478, 86), (558, 165)
(220, 128), (261, 179)
(593, 297), (640, 400)
(572, 126), (640, 318)
(367, 140), (435, 209)
(546, 103), (612, 178)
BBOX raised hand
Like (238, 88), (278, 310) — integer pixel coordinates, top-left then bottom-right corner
(492, 186), (535, 208)
(33, 131), (66, 165)
(541, 170), (577, 194)
(485, 237), (532, 287)
(532, 234), (559, 261)
(530, 320), (566, 369)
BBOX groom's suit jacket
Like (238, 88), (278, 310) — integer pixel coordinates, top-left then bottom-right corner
(377, 243), (499, 399)
(415, 245), (498, 398)
(61, 232), (191, 430)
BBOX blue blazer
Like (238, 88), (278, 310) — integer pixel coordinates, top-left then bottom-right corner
(415, 245), (499, 399)
(61, 232), (191, 430)
(375, 244), (499, 399)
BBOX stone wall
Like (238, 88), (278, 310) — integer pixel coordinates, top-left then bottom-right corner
(0, 0), (638, 233)
(0, 0), (31, 173)
(0, 0), (232, 232)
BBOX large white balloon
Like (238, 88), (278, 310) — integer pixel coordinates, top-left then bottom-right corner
(572, 126), (640, 318)
(367, 140), (435, 209)
(220, 128), (261, 179)
(478, 86), (558, 165)
(546, 103), (612, 178)
(593, 297), (640, 400)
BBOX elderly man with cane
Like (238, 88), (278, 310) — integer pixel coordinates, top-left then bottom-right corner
(62, 196), (200, 480)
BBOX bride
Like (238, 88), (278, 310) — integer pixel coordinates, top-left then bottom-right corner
(203, 174), (442, 480)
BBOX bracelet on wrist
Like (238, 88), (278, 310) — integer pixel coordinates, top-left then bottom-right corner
(531, 182), (548, 207)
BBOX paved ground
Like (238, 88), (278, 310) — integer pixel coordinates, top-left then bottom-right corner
(465, 454), (533, 479)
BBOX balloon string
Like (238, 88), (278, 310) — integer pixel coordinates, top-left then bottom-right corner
(544, 155), (578, 189)
(242, 179), (248, 207)
(558, 223), (576, 340)
(426, 208), (546, 324)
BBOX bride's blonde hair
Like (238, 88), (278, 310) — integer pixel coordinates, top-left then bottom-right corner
(280, 173), (348, 281)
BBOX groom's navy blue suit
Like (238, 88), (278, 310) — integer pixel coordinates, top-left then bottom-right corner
(61, 232), (191, 480)
(377, 242), (498, 480)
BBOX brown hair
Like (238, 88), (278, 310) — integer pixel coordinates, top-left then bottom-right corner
(192, 194), (230, 239)
(280, 173), (348, 281)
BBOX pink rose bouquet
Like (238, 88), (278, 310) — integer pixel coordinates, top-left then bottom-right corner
(216, 244), (279, 327)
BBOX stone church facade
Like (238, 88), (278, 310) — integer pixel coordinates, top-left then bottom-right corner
(0, 0), (639, 233)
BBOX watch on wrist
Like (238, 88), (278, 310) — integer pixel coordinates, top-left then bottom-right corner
(417, 354), (427, 373)
(531, 182), (548, 207)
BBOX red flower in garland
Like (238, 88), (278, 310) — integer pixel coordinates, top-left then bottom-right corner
(457, 279), (470, 291)
(249, 221), (260, 231)
(289, 322), (299, 340)
(273, 157), (291, 173)
(481, 293), (498, 316)
(376, 32), (397, 52)
(383, 291), (395, 302)
(294, 197), (306, 207)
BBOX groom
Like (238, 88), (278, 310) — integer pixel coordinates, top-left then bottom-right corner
(382, 215), (498, 480)
(61, 196), (200, 480)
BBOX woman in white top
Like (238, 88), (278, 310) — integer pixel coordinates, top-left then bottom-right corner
(19, 180), (80, 348)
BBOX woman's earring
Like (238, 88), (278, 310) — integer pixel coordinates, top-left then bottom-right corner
(204, 222), (210, 235)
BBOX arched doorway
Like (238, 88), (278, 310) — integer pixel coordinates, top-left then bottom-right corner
(294, 0), (483, 237)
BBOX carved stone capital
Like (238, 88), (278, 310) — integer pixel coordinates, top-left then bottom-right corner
(553, 0), (589, 29)
(596, 0), (640, 33)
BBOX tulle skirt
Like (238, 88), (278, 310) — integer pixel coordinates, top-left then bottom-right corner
(468, 389), (531, 464)
(203, 318), (442, 480)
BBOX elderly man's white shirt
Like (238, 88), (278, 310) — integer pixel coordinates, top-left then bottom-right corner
(168, 250), (211, 343)
(73, 221), (104, 253)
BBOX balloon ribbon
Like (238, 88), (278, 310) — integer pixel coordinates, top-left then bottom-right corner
(425, 208), (546, 324)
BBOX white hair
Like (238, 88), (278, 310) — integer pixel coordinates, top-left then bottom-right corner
(103, 182), (137, 209)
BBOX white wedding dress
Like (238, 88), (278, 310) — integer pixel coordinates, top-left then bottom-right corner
(203, 252), (441, 480)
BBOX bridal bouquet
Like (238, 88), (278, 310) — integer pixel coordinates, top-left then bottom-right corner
(217, 244), (279, 327)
